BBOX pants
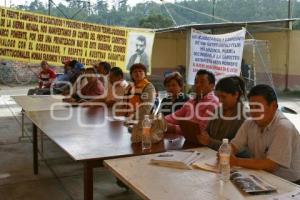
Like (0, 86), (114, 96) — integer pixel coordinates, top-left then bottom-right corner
(294, 180), (300, 185)
(27, 88), (50, 95)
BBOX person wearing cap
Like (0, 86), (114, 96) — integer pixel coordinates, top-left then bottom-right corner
(57, 59), (72, 82)
(27, 60), (56, 95)
(119, 63), (156, 120)
(54, 60), (85, 94)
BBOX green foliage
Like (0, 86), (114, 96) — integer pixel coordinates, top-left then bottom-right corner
(139, 14), (174, 28)
(12, 0), (300, 29)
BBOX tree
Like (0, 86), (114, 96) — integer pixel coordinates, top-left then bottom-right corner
(139, 14), (174, 29)
(12, 0), (299, 29)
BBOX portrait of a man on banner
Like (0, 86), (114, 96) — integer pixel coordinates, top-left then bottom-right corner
(125, 31), (155, 73)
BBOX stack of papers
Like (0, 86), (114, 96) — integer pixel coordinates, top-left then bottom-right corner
(150, 151), (202, 169)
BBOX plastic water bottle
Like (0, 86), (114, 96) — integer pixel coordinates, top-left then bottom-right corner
(219, 138), (231, 182)
(142, 115), (152, 151)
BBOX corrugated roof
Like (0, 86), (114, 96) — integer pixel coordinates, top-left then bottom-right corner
(155, 18), (300, 33)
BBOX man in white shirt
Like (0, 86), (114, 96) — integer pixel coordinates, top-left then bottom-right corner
(84, 67), (128, 107)
(94, 61), (111, 90)
(106, 67), (128, 106)
(230, 84), (300, 184)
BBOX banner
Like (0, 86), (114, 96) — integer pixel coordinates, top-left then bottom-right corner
(125, 31), (155, 74)
(188, 28), (246, 84)
(0, 7), (154, 73)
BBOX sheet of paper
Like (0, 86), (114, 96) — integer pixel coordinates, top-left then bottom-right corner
(193, 157), (219, 173)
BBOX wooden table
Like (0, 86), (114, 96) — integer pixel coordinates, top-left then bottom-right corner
(12, 95), (67, 139)
(12, 95), (67, 111)
(25, 106), (186, 200)
(104, 147), (300, 200)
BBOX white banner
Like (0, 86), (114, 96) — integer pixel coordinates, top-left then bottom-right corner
(188, 28), (246, 84)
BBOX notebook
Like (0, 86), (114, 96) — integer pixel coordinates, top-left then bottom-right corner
(150, 151), (202, 169)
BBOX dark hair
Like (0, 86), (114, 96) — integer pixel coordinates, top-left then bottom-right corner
(69, 60), (78, 68)
(215, 76), (246, 100)
(137, 35), (146, 46)
(195, 69), (215, 85)
(84, 67), (97, 74)
(99, 62), (111, 74)
(110, 67), (123, 78)
(164, 72), (184, 88)
(129, 63), (147, 75)
(41, 60), (48, 66)
(248, 84), (277, 104)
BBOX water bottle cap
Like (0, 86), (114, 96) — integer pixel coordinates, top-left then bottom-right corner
(222, 138), (229, 144)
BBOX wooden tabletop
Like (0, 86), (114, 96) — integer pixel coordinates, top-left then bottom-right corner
(26, 106), (186, 161)
(104, 147), (300, 200)
(12, 95), (68, 111)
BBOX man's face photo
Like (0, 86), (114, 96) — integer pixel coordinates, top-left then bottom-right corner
(136, 39), (146, 55)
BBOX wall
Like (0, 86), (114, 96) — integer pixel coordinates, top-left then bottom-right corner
(151, 29), (300, 91)
(254, 31), (300, 91)
(151, 31), (187, 77)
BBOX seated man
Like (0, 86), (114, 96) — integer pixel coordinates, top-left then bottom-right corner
(53, 60), (84, 94)
(63, 68), (104, 103)
(230, 84), (300, 184)
(84, 67), (128, 107)
(94, 61), (111, 90)
(165, 69), (219, 135)
(28, 60), (56, 95)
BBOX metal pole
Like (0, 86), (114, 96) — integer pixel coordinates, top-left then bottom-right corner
(48, 0), (51, 16)
(284, 0), (292, 91)
(288, 0), (293, 29)
(212, 0), (216, 22)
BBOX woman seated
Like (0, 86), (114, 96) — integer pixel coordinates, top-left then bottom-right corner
(165, 69), (219, 134)
(197, 76), (246, 151)
(63, 68), (104, 103)
(160, 72), (189, 116)
(120, 63), (156, 120)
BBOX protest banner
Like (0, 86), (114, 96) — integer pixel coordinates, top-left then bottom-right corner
(0, 7), (154, 73)
(187, 28), (246, 84)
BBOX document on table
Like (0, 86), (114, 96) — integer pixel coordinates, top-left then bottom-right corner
(192, 157), (219, 173)
(268, 190), (300, 200)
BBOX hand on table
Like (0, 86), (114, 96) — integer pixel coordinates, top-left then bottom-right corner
(196, 130), (210, 146)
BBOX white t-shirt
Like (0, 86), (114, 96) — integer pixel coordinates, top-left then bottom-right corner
(106, 80), (128, 102)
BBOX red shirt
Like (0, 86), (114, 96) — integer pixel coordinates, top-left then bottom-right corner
(39, 68), (56, 88)
(80, 79), (104, 98)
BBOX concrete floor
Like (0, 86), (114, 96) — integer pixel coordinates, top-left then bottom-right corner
(0, 86), (142, 200)
(0, 85), (299, 200)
